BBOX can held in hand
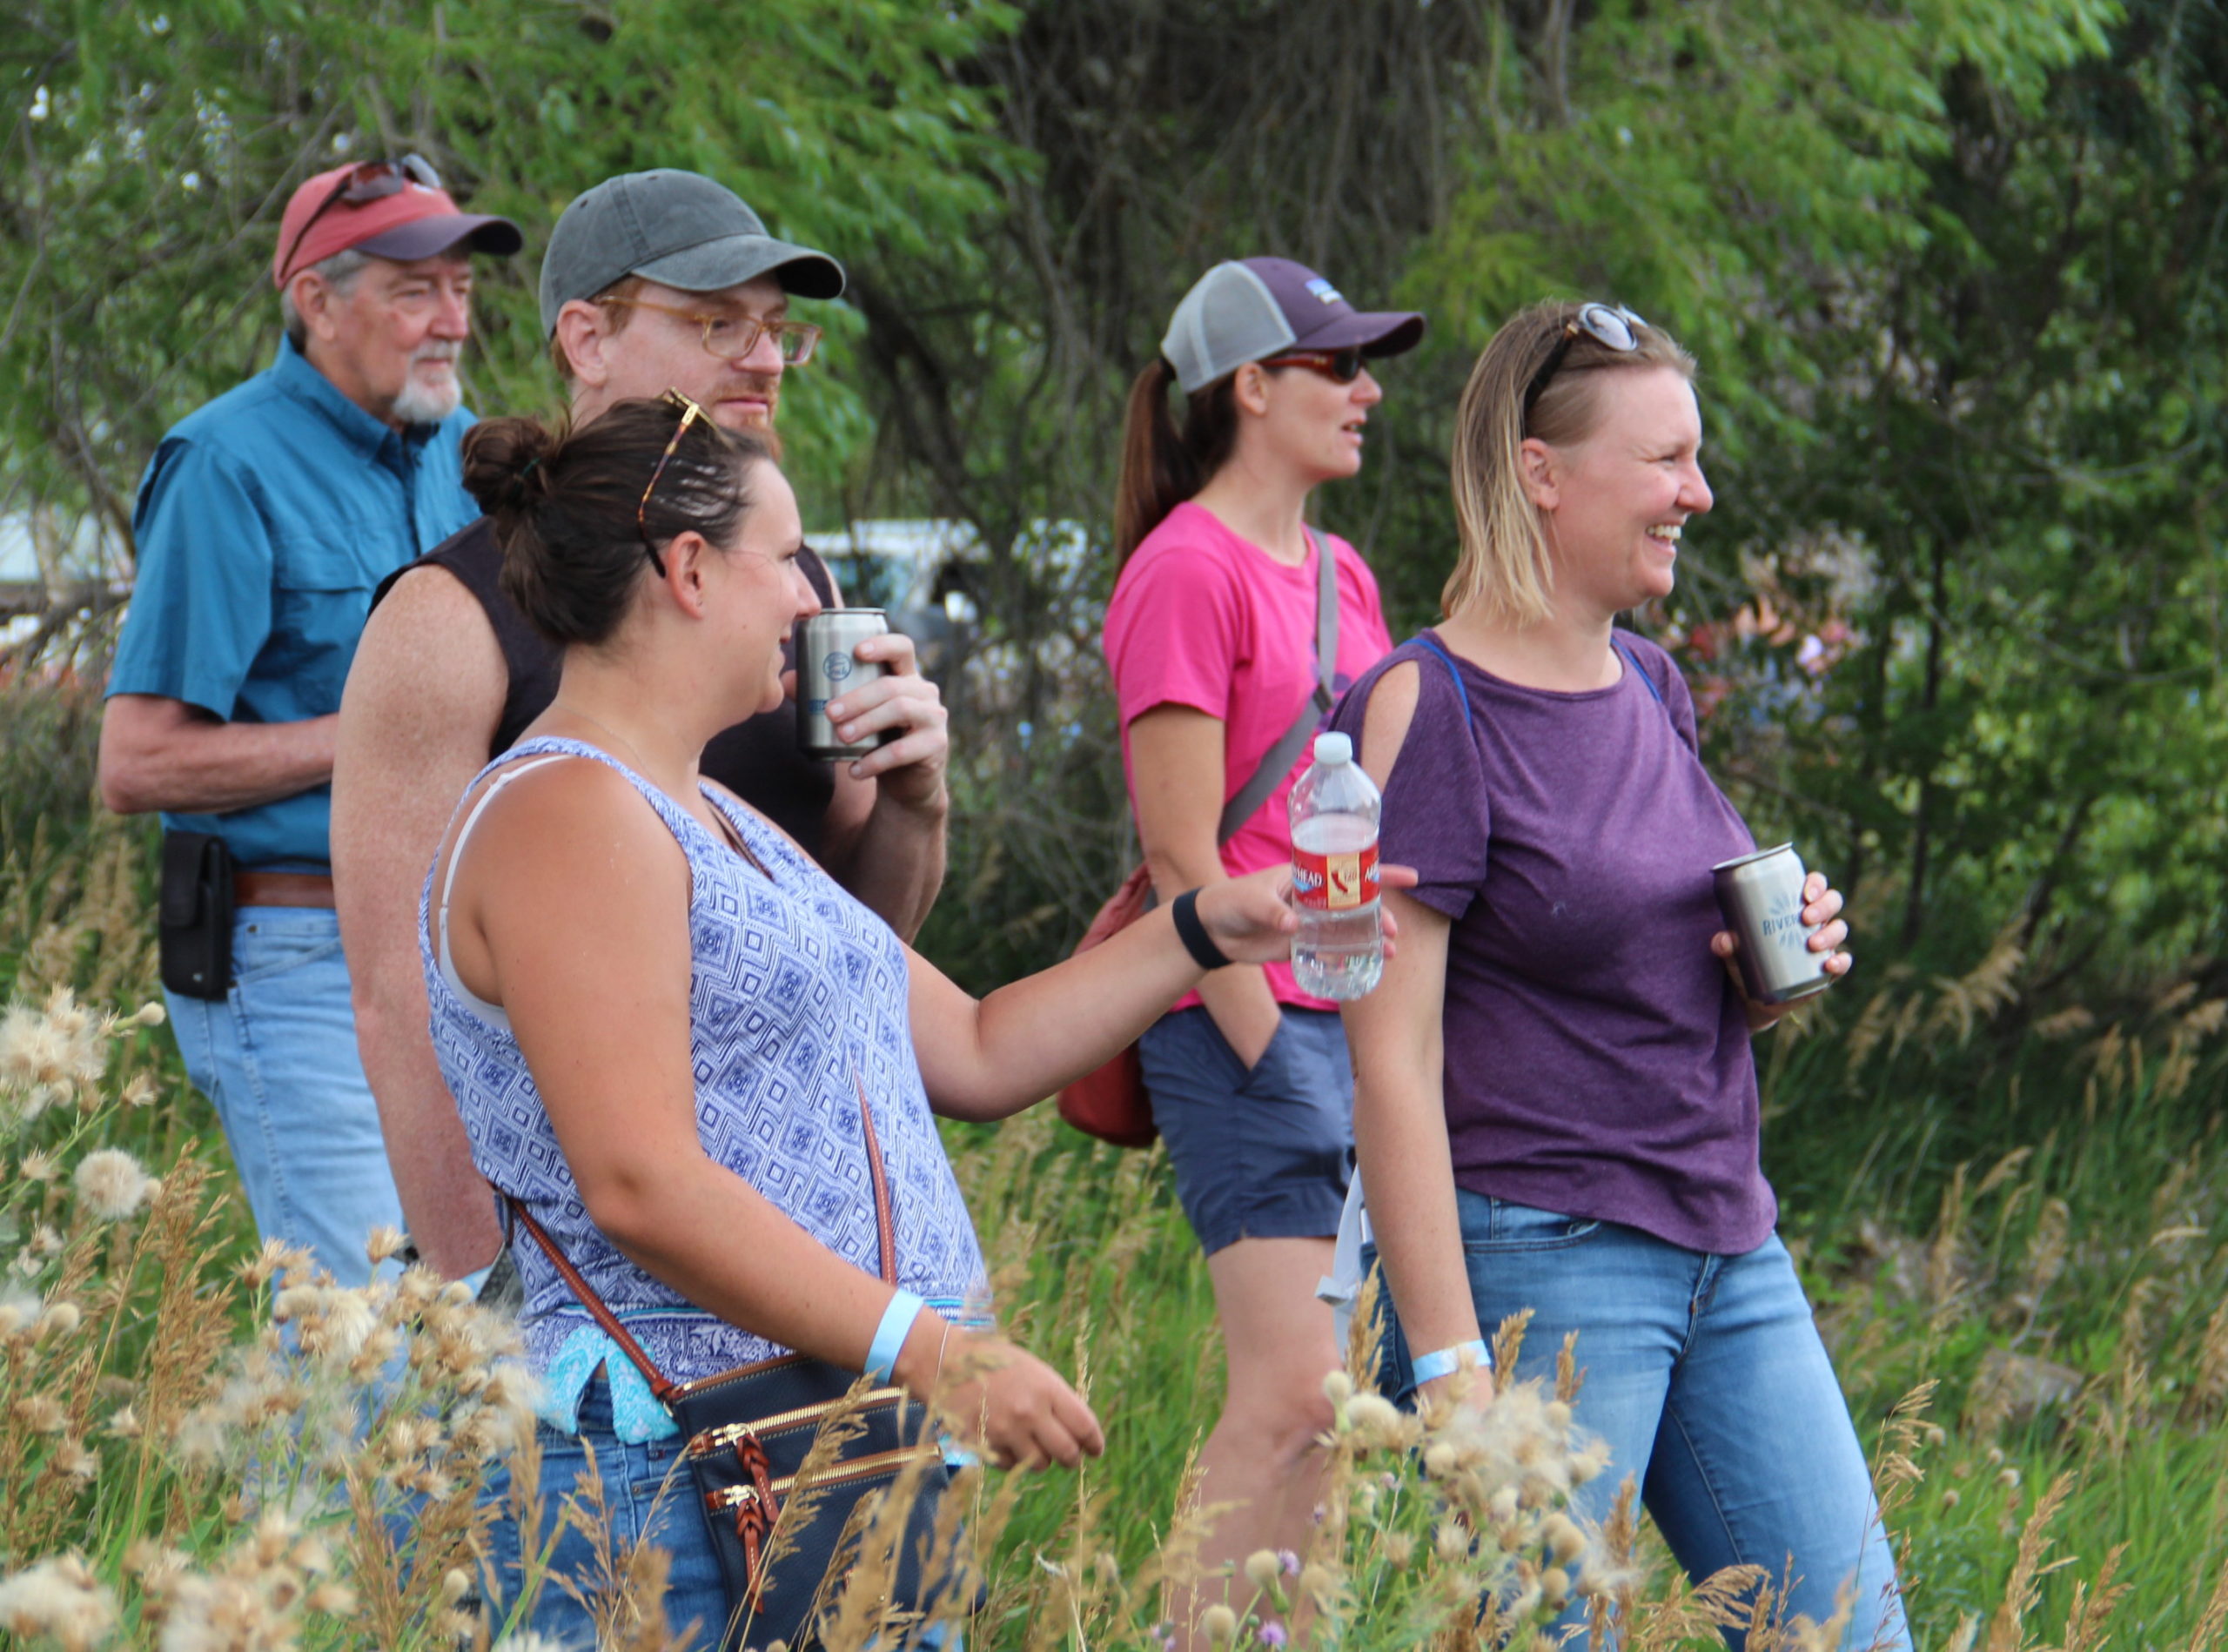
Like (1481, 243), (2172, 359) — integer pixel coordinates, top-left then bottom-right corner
(1711, 843), (1835, 1005)
(797, 608), (901, 761)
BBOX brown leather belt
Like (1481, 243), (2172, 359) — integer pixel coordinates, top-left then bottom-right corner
(233, 870), (338, 909)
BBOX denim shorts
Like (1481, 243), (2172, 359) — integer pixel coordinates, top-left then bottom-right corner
(1136, 1005), (1353, 1255)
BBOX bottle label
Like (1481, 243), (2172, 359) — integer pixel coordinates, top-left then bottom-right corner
(1292, 842), (1379, 911)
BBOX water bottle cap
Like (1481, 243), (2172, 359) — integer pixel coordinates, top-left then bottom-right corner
(1312, 732), (1352, 766)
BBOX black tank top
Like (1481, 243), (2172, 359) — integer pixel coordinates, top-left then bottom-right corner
(374, 518), (840, 856)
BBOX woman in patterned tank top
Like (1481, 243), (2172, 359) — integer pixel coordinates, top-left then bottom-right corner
(432, 397), (1324, 1650)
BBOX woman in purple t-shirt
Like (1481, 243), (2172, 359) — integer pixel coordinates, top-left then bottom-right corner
(1102, 259), (1419, 1623)
(1333, 304), (1906, 1651)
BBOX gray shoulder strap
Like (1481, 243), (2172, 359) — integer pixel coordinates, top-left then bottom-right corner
(1216, 527), (1342, 843)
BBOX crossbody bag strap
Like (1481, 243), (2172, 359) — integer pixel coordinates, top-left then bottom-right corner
(1214, 527), (1342, 844)
(507, 1194), (679, 1401)
(1614, 637), (1667, 706)
(507, 1066), (901, 1403)
(854, 1073), (898, 1286)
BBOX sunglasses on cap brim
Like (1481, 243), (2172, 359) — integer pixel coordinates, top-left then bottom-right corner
(278, 154), (443, 285)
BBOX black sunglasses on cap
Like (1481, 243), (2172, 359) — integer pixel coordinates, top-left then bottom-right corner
(1521, 303), (1648, 425)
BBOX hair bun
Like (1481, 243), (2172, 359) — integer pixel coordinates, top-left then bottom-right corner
(460, 416), (560, 521)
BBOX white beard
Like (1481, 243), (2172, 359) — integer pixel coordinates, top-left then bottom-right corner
(390, 353), (462, 426)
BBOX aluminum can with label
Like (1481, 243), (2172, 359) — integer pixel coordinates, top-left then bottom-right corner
(1711, 843), (1834, 1004)
(797, 609), (899, 761)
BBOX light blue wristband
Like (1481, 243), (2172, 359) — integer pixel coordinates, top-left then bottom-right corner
(867, 1289), (926, 1384)
(1411, 1340), (1492, 1385)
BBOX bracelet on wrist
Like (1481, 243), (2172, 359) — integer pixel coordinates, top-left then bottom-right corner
(1171, 887), (1234, 971)
(867, 1289), (925, 1383)
(1411, 1340), (1492, 1386)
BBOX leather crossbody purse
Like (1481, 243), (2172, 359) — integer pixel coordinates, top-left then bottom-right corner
(506, 1087), (955, 1651)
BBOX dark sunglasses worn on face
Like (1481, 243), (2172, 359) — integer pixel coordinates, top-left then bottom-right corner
(638, 390), (710, 579)
(278, 154), (442, 285)
(1259, 346), (1367, 385)
(595, 296), (822, 366)
(1520, 303), (1648, 425)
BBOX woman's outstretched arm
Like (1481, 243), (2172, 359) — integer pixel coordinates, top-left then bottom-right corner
(904, 865), (1302, 1121)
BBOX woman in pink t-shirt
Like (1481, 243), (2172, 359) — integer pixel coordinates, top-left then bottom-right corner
(1100, 257), (1421, 1624)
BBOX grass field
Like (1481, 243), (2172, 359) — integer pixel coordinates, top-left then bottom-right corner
(3, 676), (2225, 1649)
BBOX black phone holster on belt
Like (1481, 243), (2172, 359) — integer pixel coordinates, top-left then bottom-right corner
(159, 831), (235, 1000)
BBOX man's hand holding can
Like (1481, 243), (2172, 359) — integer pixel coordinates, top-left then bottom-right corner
(796, 609), (949, 807)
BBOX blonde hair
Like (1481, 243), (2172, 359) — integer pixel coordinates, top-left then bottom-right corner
(1444, 300), (1696, 625)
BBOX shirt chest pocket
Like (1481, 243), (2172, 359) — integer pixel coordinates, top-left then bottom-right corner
(262, 534), (380, 712)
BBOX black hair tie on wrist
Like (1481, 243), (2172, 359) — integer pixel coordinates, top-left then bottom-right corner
(1171, 888), (1233, 971)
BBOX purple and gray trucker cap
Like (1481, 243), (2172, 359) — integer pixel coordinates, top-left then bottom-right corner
(1160, 258), (1425, 394)
(538, 170), (845, 336)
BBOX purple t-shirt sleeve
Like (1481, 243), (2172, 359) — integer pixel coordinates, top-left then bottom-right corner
(1331, 647), (1487, 920)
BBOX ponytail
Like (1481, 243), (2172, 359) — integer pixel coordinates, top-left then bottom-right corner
(1112, 359), (1245, 566)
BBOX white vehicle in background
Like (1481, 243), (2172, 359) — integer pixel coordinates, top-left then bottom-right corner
(809, 517), (1092, 694)
(0, 509), (131, 658)
(810, 518), (983, 681)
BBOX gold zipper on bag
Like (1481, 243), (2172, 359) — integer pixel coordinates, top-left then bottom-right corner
(700, 1444), (938, 1509)
(769, 1445), (940, 1495)
(688, 1389), (909, 1455)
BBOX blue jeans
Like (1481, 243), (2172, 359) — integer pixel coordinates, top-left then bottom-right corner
(1370, 1193), (1908, 1652)
(164, 907), (404, 1289)
(480, 1377), (963, 1651)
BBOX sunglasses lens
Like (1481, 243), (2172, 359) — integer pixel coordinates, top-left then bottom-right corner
(1332, 350), (1364, 383)
(1579, 305), (1641, 351)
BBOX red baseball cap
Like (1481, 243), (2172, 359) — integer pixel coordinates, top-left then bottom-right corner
(272, 157), (523, 288)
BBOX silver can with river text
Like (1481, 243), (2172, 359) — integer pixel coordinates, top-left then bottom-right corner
(1711, 843), (1835, 1005)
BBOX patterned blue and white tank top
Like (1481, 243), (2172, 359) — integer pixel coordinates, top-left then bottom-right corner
(421, 736), (989, 1441)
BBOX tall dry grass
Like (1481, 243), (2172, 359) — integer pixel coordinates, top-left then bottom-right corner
(3, 679), (2225, 1649)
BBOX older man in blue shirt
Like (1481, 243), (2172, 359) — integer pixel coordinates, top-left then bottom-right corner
(100, 156), (520, 1286)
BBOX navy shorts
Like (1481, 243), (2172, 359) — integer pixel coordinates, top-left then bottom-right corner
(1137, 1005), (1354, 1255)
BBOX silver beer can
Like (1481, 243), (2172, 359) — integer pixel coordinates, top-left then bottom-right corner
(1711, 843), (1835, 1005)
(797, 608), (899, 760)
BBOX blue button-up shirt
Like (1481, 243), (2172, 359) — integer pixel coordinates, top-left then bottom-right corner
(107, 336), (480, 868)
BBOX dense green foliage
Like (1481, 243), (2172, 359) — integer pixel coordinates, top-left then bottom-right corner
(5, 0), (2221, 1011)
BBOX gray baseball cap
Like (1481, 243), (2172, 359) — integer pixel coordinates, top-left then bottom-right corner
(1161, 257), (1424, 394)
(537, 170), (846, 336)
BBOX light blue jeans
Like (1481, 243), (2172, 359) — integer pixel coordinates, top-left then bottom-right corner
(164, 906), (404, 1289)
(1369, 1193), (1908, 1652)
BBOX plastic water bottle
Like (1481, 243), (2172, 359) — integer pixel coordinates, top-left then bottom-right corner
(1289, 732), (1384, 999)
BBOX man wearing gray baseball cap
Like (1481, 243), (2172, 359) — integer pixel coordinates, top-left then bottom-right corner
(332, 170), (951, 1283)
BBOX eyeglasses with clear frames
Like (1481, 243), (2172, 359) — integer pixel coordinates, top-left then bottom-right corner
(1521, 303), (1647, 426)
(637, 390), (709, 578)
(597, 296), (822, 366)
